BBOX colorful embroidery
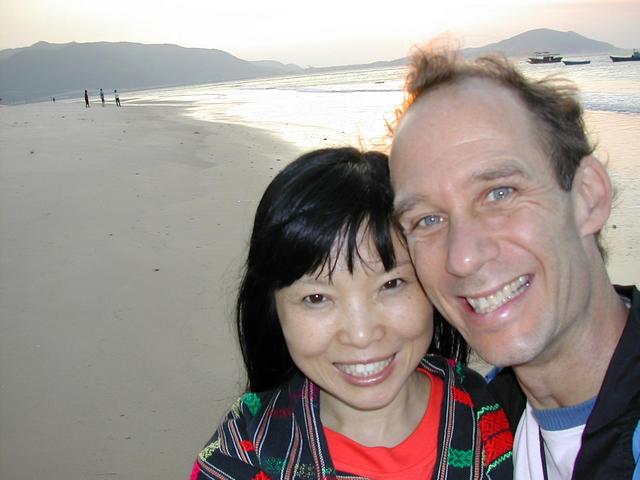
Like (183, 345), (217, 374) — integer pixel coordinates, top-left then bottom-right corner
(455, 361), (466, 382)
(447, 447), (473, 467)
(271, 407), (293, 418)
(199, 439), (220, 461)
(230, 396), (243, 418)
(241, 440), (255, 452)
(476, 402), (500, 418)
(452, 386), (474, 408)
(195, 357), (513, 479)
(477, 404), (513, 471)
(189, 461), (200, 480)
(487, 449), (513, 473)
(262, 456), (285, 473)
(263, 456), (336, 479)
(252, 471), (271, 480)
(242, 392), (262, 415)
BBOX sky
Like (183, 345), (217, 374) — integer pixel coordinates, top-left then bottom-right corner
(0, 0), (638, 67)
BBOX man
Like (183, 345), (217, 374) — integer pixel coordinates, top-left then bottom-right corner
(389, 47), (639, 479)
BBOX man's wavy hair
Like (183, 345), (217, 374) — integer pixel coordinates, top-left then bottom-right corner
(393, 44), (606, 259)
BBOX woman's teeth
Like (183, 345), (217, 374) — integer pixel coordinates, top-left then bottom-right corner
(336, 357), (393, 377)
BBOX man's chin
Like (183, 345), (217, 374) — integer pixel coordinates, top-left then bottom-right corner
(475, 344), (542, 370)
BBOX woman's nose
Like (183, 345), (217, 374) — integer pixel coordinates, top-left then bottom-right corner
(337, 301), (385, 348)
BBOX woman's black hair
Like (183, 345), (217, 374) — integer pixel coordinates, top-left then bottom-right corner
(237, 147), (469, 392)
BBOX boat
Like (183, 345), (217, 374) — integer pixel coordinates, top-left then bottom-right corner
(610, 49), (640, 62)
(563, 60), (591, 65)
(527, 52), (562, 64)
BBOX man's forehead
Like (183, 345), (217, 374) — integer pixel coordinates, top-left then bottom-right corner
(391, 78), (543, 171)
(403, 78), (527, 129)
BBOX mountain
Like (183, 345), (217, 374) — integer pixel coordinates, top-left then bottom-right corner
(463, 28), (623, 58)
(0, 41), (301, 103)
(0, 29), (627, 104)
(250, 60), (303, 75)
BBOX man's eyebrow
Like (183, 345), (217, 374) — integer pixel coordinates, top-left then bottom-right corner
(471, 164), (529, 182)
(393, 195), (430, 220)
(393, 165), (528, 219)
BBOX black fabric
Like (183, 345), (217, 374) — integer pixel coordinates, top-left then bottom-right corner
(573, 285), (640, 479)
(488, 285), (640, 479)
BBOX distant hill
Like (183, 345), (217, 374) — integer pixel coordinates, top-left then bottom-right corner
(349, 28), (625, 70)
(251, 60), (303, 75)
(463, 28), (624, 58)
(0, 29), (627, 104)
(0, 41), (302, 103)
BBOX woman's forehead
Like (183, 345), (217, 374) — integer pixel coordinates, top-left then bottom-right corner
(310, 229), (409, 278)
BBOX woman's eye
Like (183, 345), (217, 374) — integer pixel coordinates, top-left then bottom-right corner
(418, 214), (443, 228)
(382, 278), (404, 290)
(303, 294), (326, 305)
(487, 186), (514, 202)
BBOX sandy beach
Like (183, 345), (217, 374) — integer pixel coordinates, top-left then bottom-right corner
(1, 97), (637, 479)
(0, 101), (301, 479)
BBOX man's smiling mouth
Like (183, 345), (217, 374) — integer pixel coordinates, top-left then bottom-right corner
(466, 275), (531, 314)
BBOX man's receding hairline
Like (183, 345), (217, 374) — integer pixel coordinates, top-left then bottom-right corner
(404, 75), (551, 166)
(410, 75), (528, 113)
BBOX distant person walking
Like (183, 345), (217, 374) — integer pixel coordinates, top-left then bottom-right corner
(52, 97), (55, 103)
(114, 90), (121, 107)
(84, 89), (90, 108)
(99, 88), (105, 106)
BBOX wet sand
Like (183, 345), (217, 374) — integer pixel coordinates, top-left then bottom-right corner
(0, 101), (301, 479)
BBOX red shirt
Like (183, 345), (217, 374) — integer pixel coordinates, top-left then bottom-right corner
(324, 369), (443, 479)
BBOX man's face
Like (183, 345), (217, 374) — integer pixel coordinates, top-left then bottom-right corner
(390, 79), (595, 367)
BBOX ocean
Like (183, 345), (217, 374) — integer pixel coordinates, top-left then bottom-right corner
(127, 54), (639, 285)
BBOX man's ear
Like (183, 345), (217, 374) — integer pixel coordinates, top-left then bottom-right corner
(572, 155), (613, 236)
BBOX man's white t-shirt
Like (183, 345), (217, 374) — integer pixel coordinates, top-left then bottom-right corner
(513, 398), (595, 479)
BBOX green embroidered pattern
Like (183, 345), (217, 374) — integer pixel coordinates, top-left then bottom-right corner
(447, 448), (473, 467)
(242, 392), (262, 416)
(263, 457), (335, 479)
(263, 456), (284, 473)
(230, 396), (243, 418)
(455, 362), (465, 382)
(476, 402), (500, 420)
(486, 451), (513, 473)
(199, 439), (221, 461)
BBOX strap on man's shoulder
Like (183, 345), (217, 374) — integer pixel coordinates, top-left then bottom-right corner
(632, 419), (640, 480)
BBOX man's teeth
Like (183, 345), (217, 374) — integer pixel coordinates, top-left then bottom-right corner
(336, 357), (393, 377)
(467, 275), (530, 314)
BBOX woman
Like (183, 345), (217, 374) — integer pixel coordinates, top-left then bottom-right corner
(192, 148), (513, 479)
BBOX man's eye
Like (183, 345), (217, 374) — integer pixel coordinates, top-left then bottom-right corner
(487, 186), (514, 202)
(418, 215), (443, 228)
(303, 294), (326, 305)
(382, 278), (404, 290)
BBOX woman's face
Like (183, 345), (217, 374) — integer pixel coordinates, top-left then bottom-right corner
(274, 231), (433, 416)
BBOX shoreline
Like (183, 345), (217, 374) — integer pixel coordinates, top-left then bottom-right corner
(0, 101), (301, 479)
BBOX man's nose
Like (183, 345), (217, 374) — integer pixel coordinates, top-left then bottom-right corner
(446, 215), (499, 277)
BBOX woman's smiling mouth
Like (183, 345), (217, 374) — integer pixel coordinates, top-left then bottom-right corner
(334, 355), (395, 378)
